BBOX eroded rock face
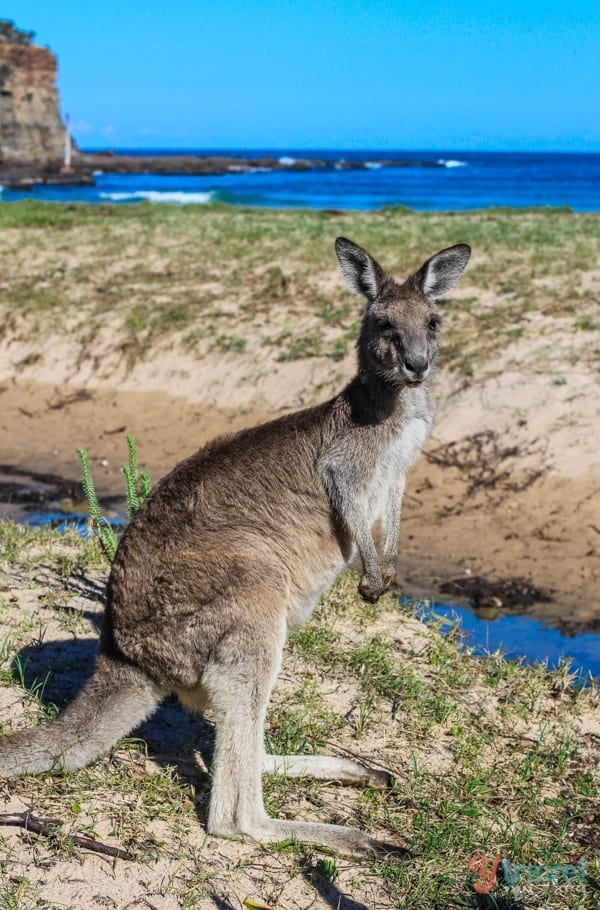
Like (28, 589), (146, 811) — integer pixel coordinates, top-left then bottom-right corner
(0, 41), (68, 167)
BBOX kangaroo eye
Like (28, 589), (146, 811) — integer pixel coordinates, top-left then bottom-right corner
(378, 320), (395, 334)
(427, 317), (441, 332)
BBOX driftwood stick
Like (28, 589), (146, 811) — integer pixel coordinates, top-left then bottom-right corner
(0, 810), (134, 860)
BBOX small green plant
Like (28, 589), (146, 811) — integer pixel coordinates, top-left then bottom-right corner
(574, 314), (598, 331)
(77, 435), (151, 560)
(121, 434), (152, 520)
(315, 856), (339, 883)
(77, 447), (118, 560)
(214, 333), (247, 353)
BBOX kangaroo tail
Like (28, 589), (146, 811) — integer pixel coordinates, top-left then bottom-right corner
(0, 653), (161, 777)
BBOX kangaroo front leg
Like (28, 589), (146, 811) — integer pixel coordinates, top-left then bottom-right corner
(321, 463), (384, 602)
(351, 507), (386, 603)
(336, 497), (385, 602)
(381, 473), (406, 587)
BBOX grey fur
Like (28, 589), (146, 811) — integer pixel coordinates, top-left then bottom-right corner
(0, 237), (470, 857)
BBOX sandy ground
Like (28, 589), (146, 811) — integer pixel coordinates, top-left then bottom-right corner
(1, 330), (599, 631)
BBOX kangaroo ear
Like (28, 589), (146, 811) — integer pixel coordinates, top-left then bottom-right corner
(415, 244), (471, 300)
(335, 237), (386, 303)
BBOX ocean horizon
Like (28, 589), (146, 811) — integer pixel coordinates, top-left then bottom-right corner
(1, 149), (599, 212)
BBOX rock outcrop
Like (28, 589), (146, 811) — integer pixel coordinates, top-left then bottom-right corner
(0, 20), (73, 177)
(0, 19), (447, 189)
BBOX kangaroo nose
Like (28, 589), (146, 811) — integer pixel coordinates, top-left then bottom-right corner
(404, 356), (429, 376)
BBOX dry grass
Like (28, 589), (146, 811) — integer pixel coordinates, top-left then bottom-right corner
(0, 202), (598, 374)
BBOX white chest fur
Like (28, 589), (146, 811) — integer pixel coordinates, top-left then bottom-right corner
(368, 413), (429, 520)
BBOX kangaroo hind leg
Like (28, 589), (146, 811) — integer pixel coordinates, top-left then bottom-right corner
(203, 613), (396, 858)
(262, 753), (390, 788)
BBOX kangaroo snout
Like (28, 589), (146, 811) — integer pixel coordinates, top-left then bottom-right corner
(401, 354), (430, 383)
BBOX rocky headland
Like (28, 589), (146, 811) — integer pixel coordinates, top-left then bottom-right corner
(0, 20), (85, 186)
(0, 20), (445, 189)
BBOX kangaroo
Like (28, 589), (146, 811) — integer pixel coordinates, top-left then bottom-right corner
(0, 237), (470, 857)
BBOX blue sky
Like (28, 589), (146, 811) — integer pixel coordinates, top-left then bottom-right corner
(8, 1), (600, 151)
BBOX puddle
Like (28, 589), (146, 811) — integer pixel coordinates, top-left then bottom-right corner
(407, 598), (600, 683)
(21, 510), (126, 536)
(0, 464), (123, 524)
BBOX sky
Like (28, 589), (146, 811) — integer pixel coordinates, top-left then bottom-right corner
(8, 1), (600, 151)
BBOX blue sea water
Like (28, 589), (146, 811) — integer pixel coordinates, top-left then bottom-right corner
(1, 149), (599, 211)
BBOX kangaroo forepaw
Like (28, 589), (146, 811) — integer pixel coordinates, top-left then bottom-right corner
(358, 575), (386, 603)
(381, 558), (398, 589)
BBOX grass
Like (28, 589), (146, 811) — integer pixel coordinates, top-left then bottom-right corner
(0, 201), (598, 374)
(0, 523), (598, 908)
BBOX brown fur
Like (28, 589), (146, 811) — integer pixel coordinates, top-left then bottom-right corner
(0, 237), (470, 857)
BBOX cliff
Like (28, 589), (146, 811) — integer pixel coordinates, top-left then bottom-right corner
(0, 20), (446, 188)
(0, 20), (75, 175)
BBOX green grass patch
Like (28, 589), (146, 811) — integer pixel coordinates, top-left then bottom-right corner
(1, 202), (598, 373)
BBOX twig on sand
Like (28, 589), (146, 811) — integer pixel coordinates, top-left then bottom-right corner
(0, 810), (134, 860)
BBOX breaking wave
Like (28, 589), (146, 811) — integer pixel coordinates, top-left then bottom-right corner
(228, 165), (272, 173)
(99, 190), (215, 204)
(437, 159), (467, 168)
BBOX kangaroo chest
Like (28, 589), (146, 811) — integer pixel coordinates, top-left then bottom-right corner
(367, 414), (430, 518)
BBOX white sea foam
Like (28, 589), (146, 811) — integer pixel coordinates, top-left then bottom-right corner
(437, 159), (467, 168)
(278, 156), (297, 166)
(365, 161), (384, 169)
(92, 169), (104, 176)
(99, 190), (214, 204)
(0, 185), (4, 193)
(228, 165), (272, 173)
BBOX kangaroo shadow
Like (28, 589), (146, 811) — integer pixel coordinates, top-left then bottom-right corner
(301, 865), (371, 910)
(13, 634), (215, 822)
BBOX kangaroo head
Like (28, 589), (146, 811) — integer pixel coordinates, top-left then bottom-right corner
(335, 237), (471, 386)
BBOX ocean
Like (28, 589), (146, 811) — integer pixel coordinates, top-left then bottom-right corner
(1, 149), (599, 211)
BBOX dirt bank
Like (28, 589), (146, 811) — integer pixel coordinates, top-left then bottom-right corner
(1, 367), (598, 633)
